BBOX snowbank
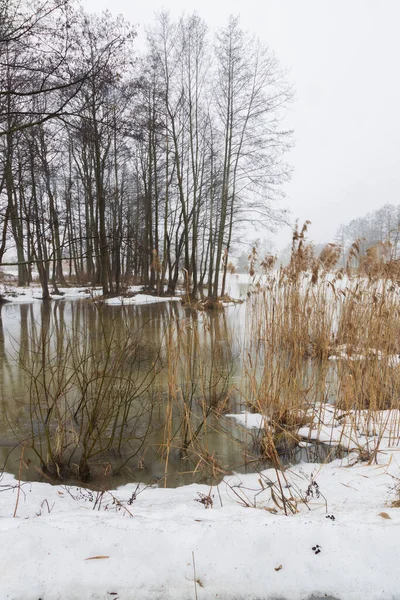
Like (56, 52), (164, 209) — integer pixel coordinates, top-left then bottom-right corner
(1, 451), (400, 600)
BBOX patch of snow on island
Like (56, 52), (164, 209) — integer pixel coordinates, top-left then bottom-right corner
(105, 294), (181, 306)
(0, 285), (103, 303)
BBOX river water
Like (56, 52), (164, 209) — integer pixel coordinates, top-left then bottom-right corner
(0, 277), (341, 488)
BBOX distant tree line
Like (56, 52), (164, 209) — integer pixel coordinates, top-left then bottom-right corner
(334, 204), (400, 265)
(276, 204), (400, 269)
(0, 0), (292, 299)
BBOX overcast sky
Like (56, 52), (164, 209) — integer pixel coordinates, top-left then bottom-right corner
(84, 0), (400, 250)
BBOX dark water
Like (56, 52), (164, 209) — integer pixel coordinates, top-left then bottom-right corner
(0, 279), (342, 489)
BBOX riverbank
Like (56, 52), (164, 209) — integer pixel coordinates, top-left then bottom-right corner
(1, 447), (399, 600)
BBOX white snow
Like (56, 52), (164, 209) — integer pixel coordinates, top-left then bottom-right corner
(329, 344), (400, 367)
(105, 293), (181, 306)
(0, 284), (102, 303)
(1, 448), (400, 599)
(226, 411), (266, 430)
(228, 405), (400, 456)
(0, 282), (182, 307)
(299, 405), (400, 457)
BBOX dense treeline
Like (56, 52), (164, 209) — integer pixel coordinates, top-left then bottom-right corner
(0, 0), (292, 299)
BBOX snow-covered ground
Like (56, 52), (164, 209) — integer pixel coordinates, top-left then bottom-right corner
(105, 293), (181, 306)
(0, 284), (102, 303)
(2, 401), (400, 599)
(228, 404), (400, 455)
(0, 282), (183, 307)
(298, 405), (400, 451)
(1, 447), (400, 600)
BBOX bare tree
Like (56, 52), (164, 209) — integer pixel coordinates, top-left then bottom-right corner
(1, 9), (292, 300)
(212, 16), (292, 298)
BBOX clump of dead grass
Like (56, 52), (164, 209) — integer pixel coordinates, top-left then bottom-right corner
(242, 223), (400, 461)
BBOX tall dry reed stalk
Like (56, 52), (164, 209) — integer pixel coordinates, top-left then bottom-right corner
(241, 226), (400, 461)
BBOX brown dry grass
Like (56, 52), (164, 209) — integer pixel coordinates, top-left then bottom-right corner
(241, 225), (400, 459)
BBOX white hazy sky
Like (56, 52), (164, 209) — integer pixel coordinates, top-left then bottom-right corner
(84, 0), (400, 249)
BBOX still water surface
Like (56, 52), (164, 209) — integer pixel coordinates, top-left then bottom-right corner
(0, 278), (340, 488)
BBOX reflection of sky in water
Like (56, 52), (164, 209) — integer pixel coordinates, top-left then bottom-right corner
(0, 293), (248, 485)
(0, 276), (340, 488)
